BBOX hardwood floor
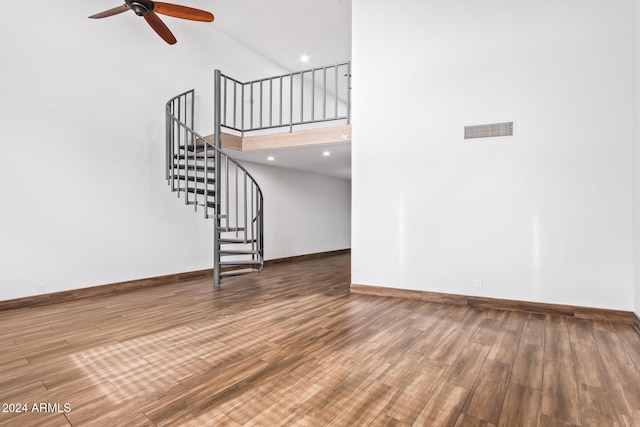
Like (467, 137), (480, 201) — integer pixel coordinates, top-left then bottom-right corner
(0, 253), (639, 426)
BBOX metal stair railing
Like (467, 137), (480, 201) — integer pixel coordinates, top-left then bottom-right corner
(218, 61), (351, 134)
(166, 89), (264, 285)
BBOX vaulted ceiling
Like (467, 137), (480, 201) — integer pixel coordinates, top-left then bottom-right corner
(212, 0), (351, 72)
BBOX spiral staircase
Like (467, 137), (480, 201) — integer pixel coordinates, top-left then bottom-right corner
(165, 64), (350, 285)
(165, 85), (264, 285)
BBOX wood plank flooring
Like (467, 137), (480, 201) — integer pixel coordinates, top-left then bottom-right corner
(0, 253), (639, 426)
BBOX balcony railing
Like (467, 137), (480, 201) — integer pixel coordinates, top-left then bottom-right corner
(219, 62), (351, 134)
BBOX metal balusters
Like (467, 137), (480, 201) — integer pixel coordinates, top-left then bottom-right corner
(269, 78), (273, 128)
(235, 166), (239, 238)
(289, 73), (293, 133)
(184, 93), (189, 198)
(167, 99), (174, 189)
(184, 97), (192, 209)
(259, 80), (263, 129)
(241, 83), (245, 136)
(233, 81), (237, 130)
(250, 83), (254, 131)
(251, 183), (254, 253)
(173, 99), (177, 190)
(334, 66), (339, 118)
(323, 67), (327, 120)
(242, 173), (247, 243)
(189, 89), (194, 132)
(347, 62), (351, 124)
(225, 156), (229, 232)
(279, 76), (283, 126)
(165, 102), (170, 182)
(222, 76), (227, 126)
(204, 140), (209, 218)
(300, 72), (304, 124)
(178, 97), (182, 192)
(213, 70), (222, 285)
(311, 69), (315, 122)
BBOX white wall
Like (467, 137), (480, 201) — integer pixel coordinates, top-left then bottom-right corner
(634, 0), (640, 317)
(241, 162), (351, 260)
(352, 0), (634, 310)
(0, 1), (349, 301)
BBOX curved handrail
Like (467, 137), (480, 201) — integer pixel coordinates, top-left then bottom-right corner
(165, 94), (265, 189)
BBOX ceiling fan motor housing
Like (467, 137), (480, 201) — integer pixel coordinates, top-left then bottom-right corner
(126, 0), (155, 16)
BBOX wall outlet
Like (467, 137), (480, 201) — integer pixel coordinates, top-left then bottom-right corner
(474, 278), (483, 288)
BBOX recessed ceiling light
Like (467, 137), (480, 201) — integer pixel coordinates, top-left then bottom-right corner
(322, 151), (331, 156)
(300, 54), (310, 63)
(267, 156), (275, 161)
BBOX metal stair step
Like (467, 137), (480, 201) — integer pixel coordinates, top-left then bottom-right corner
(181, 200), (216, 209)
(178, 143), (209, 152)
(174, 154), (215, 160)
(186, 200), (215, 210)
(172, 175), (215, 184)
(173, 164), (212, 172)
(218, 226), (245, 232)
(219, 249), (258, 255)
(186, 188), (216, 197)
(220, 260), (262, 267)
(219, 237), (257, 244)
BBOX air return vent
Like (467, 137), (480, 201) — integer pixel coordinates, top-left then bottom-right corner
(464, 121), (514, 140)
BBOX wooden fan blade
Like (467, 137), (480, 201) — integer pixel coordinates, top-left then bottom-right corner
(153, 2), (214, 22)
(144, 12), (177, 44)
(89, 4), (130, 19)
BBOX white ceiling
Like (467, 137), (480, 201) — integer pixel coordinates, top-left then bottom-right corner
(211, 0), (352, 180)
(224, 140), (352, 180)
(212, 0), (351, 73)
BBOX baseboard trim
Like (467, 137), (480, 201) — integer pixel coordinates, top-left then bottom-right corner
(350, 283), (636, 324)
(0, 269), (214, 312)
(265, 248), (351, 266)
(0, 249), (351, 312)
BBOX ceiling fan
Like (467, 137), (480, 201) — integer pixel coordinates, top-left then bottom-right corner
(89, 0), (214, 45)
